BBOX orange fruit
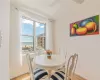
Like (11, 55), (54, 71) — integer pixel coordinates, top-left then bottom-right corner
(85, 22), (97, 32)
(76, 27), (87, 35)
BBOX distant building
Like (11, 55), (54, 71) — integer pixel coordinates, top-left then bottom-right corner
(37, 33), (45, 49)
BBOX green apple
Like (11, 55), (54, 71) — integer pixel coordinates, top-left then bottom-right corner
(73, 23), (78, 29)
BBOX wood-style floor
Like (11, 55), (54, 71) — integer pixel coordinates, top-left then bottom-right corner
(11, 73), (87, 80)
(11, 73), (30, 80)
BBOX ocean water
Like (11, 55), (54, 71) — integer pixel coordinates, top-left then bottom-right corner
(22, 42), (33, 46)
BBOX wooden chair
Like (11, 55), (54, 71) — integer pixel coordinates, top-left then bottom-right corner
(26, 53), (48, 80)
(50, 53), (78, 80)
(35, 47), (46, 55)
(66, 53), (78, 80)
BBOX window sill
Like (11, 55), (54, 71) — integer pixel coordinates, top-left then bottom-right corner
(22, 52), (36, 57)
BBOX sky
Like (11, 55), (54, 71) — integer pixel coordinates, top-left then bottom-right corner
(21, 19), (45, 42)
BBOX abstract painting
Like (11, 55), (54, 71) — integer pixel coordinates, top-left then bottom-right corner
(70, 15), (99, 36)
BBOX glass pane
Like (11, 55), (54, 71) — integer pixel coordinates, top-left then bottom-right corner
(21, 18), (34, 36)
(35, 22), (46, 49)
(21, 36), (34, 51)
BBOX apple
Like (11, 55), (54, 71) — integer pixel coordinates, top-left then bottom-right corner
(73, 23), (78, 29)
(76, 27), (87, 35)
(85, 22), (97, 32)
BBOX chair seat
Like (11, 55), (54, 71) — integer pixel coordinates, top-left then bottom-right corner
(34, 68), (48, 80)
(57, 66), (65, 72)
(50, 71), (65, 80)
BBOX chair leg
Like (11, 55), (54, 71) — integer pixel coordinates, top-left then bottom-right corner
(30, 73), (34, 80)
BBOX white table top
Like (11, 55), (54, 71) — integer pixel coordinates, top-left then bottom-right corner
(35, 54), (65, 69)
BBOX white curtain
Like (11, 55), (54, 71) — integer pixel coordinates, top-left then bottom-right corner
(10, 5), (54, 79)
(46, 19), (54, 51)
(10, 6), (22, 78)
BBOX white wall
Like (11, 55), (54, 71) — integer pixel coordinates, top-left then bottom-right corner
(53, 0), (100, 80)
(0, 0), (10, 80)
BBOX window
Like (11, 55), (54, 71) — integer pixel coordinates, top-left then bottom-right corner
(35, 22), (46, 49)
(21, 17), (46, 53)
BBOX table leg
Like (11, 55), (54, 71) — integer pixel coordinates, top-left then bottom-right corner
(48, 70), (52, 80)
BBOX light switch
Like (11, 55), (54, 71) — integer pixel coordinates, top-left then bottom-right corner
(0, 30), (2, 48)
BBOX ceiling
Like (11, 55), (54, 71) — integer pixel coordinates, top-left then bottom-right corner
(11, 0), (61, 18)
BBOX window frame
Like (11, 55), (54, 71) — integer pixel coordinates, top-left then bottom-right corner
(21, 16), (46, 52)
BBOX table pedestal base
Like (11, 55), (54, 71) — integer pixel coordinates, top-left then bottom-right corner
(48, 70), (52, 80)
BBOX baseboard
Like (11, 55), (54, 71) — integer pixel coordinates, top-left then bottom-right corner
(74, 73), (87, 80)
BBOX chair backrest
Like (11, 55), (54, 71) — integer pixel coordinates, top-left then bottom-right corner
(65, 53), (78, 80)
(26, 53), (34, 80)
(35, 47), (46, 55)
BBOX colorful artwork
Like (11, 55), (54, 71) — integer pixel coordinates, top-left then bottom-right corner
(70, 15), (99, 36)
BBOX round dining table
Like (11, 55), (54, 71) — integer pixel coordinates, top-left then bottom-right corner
(34, 54), (65, 79)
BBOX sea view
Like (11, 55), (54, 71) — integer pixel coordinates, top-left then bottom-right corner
(21, 18), (45, 51)
(22, 42), (33, 46)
